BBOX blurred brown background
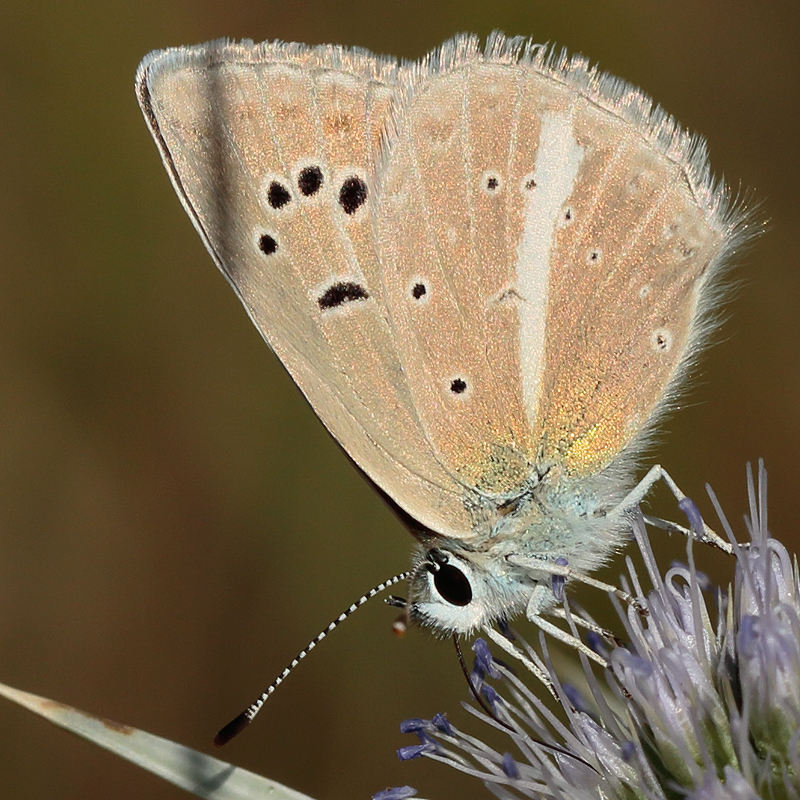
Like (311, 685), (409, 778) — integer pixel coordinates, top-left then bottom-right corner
(0, 1), (797, 798)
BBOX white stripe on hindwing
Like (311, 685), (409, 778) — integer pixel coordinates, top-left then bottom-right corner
(516, 112), (584, 429)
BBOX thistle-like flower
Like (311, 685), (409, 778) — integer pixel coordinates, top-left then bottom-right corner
(388, 461), (800, 800)
(1, 461), (795, 800)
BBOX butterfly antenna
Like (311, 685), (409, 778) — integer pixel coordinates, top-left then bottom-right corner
(214, 570), (412, 747)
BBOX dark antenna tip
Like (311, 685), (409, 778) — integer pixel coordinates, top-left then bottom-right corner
(214, 710), (252, 747)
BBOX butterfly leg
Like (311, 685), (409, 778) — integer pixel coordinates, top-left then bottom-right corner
(508, 554), (644, 612)
(503, 562), (639, 663)
(550, 607), (623, 647)
(527, 586), (610, 665)
(526, 610), (608, 666)
(482, 624), (557, 696)
(617, 464), (732, 554)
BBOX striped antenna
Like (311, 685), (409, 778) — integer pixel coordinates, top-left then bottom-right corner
(213, 570), (412, 746)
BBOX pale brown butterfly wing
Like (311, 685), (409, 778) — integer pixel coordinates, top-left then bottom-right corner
(137, 34), (742, 549)
(376, 34), (734, 502)
(378, 43), (539, 498)
(136, 40), (473, 536)
(535, 97), (724, 475)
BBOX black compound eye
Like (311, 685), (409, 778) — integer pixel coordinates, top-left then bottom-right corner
(433, 563), (472, 607)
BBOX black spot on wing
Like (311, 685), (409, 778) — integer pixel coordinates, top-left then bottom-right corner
(258, 234), (278, 255)
(267, 181), (291, 209)
(318, 281), (369, 310)
(298, 166), (323, 196)
(338, 176), (368, 214)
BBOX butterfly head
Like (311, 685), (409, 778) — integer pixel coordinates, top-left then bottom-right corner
(407, 545), (535, 635)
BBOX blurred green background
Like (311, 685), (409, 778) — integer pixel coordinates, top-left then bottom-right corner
(0, 1), (797, 798)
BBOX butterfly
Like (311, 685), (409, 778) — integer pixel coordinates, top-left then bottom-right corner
(136, 31), (750, 642)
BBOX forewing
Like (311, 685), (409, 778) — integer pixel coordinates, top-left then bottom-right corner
(135, 40), (472, 535)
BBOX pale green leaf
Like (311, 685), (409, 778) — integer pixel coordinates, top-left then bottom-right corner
(0, 680), (315, 800)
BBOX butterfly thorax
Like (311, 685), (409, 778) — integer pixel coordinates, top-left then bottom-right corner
(406, 459), (636, 634)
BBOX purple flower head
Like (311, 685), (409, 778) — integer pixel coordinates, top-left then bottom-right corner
(393, 462), (800, 800)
